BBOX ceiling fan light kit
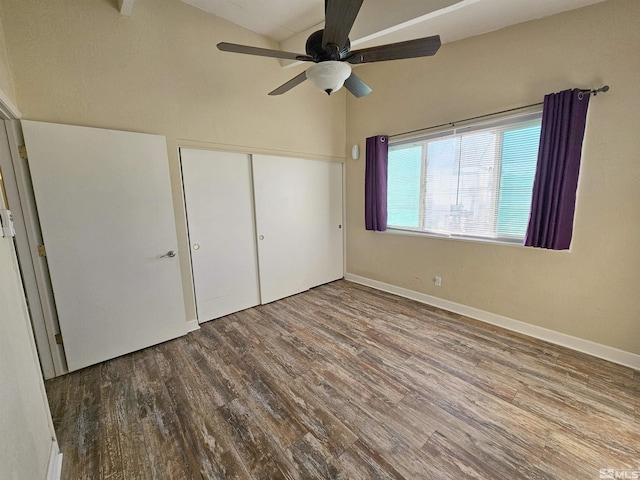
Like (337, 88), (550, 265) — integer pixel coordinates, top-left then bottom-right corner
(306, 61), (352, 95)
(217, 0), (441, 98)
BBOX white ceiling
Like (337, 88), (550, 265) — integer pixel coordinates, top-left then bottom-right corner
(181, 0), (326, 41)
(181, 0), (607, 52)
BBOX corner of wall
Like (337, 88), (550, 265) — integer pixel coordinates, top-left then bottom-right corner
(0, 7), (18, 112)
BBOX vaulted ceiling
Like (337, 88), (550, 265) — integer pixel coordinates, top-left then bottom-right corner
(179, 0), (607, 61)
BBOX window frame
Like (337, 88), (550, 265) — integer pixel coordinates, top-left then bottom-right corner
(386, 109), (543, 245)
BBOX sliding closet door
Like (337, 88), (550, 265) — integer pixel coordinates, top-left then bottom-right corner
(252, 154), (343, 304)
(304, 160), (344, 288)
(181, 149), (260, 322)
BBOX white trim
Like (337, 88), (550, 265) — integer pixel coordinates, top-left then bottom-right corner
(1, 88), (69, 378)
(341, 162), (347, 278)
(0, 87), (20, 120)
(46, 440), (63, 480)
(344, 273), (640, 371)
(0, 121), (56, 379)
(381, 227), (530, 249)
(2, 120), (68, 377)
(176, 138), (345, 164)
(185, 318), (200, 333)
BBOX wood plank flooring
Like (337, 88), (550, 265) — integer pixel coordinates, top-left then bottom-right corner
(45, 280), (640, 479)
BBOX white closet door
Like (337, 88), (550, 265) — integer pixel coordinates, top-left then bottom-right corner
(304, 160), (344, 288)
(252, 155), (344, 304)
(22, 121), (187, 372)
(180, 149), (260, 322)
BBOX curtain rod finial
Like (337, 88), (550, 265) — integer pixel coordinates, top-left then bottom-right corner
(579, 85), (609, 100)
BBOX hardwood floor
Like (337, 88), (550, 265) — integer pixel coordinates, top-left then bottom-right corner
(45, 280), (640, 479)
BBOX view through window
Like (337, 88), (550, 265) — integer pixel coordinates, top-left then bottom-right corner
(387, 111), (542, 243)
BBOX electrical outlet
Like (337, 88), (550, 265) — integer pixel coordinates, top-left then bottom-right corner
(434, 276), (442, 287)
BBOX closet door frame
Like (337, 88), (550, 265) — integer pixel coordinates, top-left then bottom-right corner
(181, 147), (345, 314)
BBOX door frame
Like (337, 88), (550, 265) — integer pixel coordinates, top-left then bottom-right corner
(0, 97), (67, 378)
(0, 88), (63, 480)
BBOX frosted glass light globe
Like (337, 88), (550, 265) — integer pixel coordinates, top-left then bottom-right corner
(306, 61), (352, 95)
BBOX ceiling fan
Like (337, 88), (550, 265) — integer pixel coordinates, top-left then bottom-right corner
(217, 0), (441, 98)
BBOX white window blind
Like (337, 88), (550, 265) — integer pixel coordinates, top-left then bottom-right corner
(387, 111), (542, 243)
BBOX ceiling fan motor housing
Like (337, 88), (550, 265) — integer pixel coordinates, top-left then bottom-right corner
(306, 30), (351, 62)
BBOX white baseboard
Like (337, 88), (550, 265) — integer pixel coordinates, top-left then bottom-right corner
(185, 318), (200, 333)
(344, 273), (640, 371)
(46, 440), (62, 480)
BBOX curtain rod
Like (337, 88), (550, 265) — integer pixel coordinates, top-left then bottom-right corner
(578, 84), (609, 100)
(388, 85), (609, 139)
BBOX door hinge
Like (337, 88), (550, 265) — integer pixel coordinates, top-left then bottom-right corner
(37, 244), (47, 257)
(55, 333), (63, 345)
(18, 145), (27, 160)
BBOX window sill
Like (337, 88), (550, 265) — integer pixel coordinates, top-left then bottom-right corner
(380, 227), (527, 248)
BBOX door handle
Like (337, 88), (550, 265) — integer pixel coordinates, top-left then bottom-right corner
(160, 250), (176, 258)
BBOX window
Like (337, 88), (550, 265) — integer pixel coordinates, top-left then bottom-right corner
(387, 111), (542, 243)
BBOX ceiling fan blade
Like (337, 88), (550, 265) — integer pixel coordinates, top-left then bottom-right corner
(217, 42), (312, 62)
(344, 72), (372, 98)
(348, 35), (441, 64)
(322, 0), (364, 50)
(268, 71), (308, 96)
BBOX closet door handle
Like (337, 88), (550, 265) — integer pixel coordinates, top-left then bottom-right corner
(259, 235), (265, 240)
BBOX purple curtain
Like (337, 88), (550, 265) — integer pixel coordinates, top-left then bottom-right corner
(365, 135), (388, 231)
(524, 89), (590, 249)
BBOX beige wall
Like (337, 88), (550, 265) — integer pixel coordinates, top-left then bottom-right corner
(346, 0), (640, 355)
(1, 0), (638, 357)
(0, 0), (346, 321)
(0, 12), (14, 104)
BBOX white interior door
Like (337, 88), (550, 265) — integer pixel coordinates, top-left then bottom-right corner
(252, 155), (344, 304)
(22, 121), (187, 372)
(180, 149), (260, 322)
